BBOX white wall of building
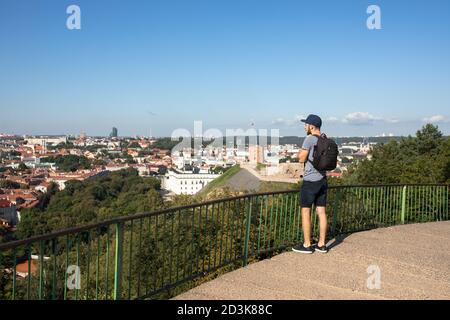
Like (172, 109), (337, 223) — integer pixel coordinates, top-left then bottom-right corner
(162, 170), (220, 195)
(26, 136), (68, 146)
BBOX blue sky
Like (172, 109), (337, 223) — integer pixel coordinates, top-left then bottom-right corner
(0, 0), (449, 137)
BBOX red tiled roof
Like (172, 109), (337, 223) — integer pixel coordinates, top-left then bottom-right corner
(37, 181), (51, 188)
(0, 199), (12, 208)
(2, 190), (39, 203)
(19, 199), (40, 209)
(326, 172), (343, 177)
(15, 260), (38, 276)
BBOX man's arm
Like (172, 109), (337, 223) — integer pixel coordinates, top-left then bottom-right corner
(298, 136), (312, 163)
(298, 148), (309, 163)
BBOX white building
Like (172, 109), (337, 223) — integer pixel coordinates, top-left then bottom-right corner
(204, 157), (226, 167)
(265, 154), (280, 165)
(161, 170), (221, 195)
(340, 145), (359, 154)
(283, 144), (301, 154)
(25, 136), (68, 147)
(21, 157), (57, 170)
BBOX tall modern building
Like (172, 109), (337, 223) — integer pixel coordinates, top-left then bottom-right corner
(110, 127), (118, 138)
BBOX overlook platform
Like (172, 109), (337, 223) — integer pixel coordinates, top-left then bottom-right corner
(175, 221), (450, 300)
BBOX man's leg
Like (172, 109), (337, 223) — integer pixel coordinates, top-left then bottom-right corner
(316, 206), (327, 247)
(301, 207), (312, 247)
(293, 181), (315, 253)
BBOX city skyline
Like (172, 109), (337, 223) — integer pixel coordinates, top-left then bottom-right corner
(1, 0), (449, 137)
(0, 128), (433, 139)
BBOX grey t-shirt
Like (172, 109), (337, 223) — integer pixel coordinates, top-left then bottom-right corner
(302, 135), (326, 182)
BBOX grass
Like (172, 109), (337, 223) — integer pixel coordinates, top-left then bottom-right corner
(198, 165), (300, 197)
(257, 181), (300, 193)
(198, 164), (241, 196)
(256, 163), (267, 171)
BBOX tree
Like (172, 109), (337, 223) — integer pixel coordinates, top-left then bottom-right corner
(92, 159), (107, 167)
(36, 182), (59, 210)
(0, 180), (22, 189)
(416, 124), (443, 154)
(151, 137), (181, 151)
(343, 124), (450, 184)
(128, 142), (141, 149)
(341, 157), (352, 164)
(40, 155), (91, 172)
(212, 166), (224, 174)
(17, 168), (163, 238)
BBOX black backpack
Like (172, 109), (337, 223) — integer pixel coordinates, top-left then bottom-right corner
(310, 134), (339, 171)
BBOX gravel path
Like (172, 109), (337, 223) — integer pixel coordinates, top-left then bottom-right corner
(174, 221), (450, 300)
(223, 167), (261, 191)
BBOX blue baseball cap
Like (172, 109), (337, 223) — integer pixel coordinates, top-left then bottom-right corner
(301, 114), (322, 128)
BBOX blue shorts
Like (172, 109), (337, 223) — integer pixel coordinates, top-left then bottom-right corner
(300, 178), (328, 208)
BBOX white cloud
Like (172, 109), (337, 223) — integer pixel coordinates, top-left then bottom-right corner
(340, 112), (400, 126)
(273, 112), (402, 127)
(272, 114), (305, 127)
(385, 118), (400, 124)
(342, 112), (382, 125)
(292, 114), (306, 125)
(326, 116), (340, 123)
(422, 115), (449, 123)
(272, 118), (286, 125)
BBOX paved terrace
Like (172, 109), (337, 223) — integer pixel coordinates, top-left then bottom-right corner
(175, 221), (450, 300)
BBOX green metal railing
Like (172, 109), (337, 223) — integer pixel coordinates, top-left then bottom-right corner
(0, 184), (448, 300)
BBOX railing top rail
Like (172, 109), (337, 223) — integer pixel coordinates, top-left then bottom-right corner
(0, 183), (448, 251)
(329, 183), (449, 188)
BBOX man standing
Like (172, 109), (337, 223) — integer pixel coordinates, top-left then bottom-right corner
(292, 114), (329, 254)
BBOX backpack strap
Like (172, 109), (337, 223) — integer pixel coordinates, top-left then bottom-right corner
(306, 134), (320, 165)
(306, 133), (326, 166)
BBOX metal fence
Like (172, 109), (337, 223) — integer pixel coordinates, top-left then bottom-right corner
(0, 184), (448, 300)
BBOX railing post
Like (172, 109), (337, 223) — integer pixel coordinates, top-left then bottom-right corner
(38, 240), (44, 300)
(243, 199), (253, 267)
(113, 222), (124, 300)
(401, 186), (407, 224)
(331, 189), (341, 238)
(446, 186), (449, 221)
